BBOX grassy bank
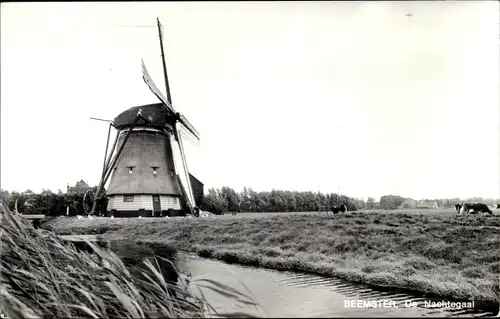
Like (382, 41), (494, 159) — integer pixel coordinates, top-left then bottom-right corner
(0, 203), (257, 318)
(45, 212), (500, 305)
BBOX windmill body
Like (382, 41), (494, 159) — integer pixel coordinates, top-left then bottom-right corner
(105, 103), (201, 217)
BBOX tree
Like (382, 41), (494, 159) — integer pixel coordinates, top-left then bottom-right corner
(0, 189), (10, 202)
(366, 197), (376, 209)
(220, 186), (240, 212)
(380, 195), (406, 210)
(201, 188), (228, 214)
(353, 198), (366, 210)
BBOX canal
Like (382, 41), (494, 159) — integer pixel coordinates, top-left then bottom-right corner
(183, 255), (496, 318)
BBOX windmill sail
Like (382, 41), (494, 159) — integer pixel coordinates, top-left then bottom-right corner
(169, 134), (196, 210)
(141, 60), (175, 114)
(178, 113), (200, 141)
(176, 125), (196, 207)
(178, 125), (200, 145)
(141, 60), (199, 141)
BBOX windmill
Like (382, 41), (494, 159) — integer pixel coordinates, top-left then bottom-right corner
(89, 18), (203, 218)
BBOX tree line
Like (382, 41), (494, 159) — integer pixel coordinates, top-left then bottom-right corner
(0, 188), (108, 216)
(1, 187), (497, 216)
(200, 187), (363, 214)
(201, 189), (499, 214)
(0, 187), (362, 215)
(377, 195), (499, 210)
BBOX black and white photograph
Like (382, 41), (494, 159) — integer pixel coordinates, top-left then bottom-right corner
(1, 1), (499, 318)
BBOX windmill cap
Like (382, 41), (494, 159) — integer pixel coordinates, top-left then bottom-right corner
(113, 103), (177, 130)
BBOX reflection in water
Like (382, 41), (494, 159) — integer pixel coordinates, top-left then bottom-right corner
(183, 256), (497, 318)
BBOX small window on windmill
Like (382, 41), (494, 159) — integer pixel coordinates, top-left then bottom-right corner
(123, 195), (134, 202)
(169, 169), (175, 177)
(127, 166), (135, 174)
(151, 166), (159, 177)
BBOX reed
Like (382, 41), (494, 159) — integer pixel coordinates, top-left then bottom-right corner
(0, 201), (257, 318)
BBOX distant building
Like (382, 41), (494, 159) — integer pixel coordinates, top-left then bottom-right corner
(399, 198), (417, 209)
(416, 200), (439, 209)
(67, 180), (93, 195)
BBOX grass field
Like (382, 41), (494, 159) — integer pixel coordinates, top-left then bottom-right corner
(44, 210), (500, 305)
(217, 208), (461, 218)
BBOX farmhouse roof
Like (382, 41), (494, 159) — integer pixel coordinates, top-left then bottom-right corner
(75, 180), (89, 187)
(67, 179), (93, 195)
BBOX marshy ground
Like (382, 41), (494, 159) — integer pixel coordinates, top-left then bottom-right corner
(45, 210), (500, 306)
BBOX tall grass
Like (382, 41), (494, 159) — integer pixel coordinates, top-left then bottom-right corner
(0, 201), (258, 318)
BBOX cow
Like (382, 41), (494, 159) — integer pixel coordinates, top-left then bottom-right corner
(472, 203), (493, 215)
(339, 203), (348, 213)
(331, 206), (339, 214)
(459, 203), (493, 215)
(455, 203), (463, 214)
(459, 203), (475, 214)
(496, 204), (500, 209)
(331, 203), (348, 214)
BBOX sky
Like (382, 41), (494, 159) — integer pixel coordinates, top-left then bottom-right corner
(1, 1), (499, 201)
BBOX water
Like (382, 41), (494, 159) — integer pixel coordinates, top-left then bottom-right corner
(59, 236), (497, 318)
(183, 256), (497, 318)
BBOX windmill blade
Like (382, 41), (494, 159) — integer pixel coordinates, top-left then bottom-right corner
(175, 123), (196, 208)
(178, 125), (200, 146)
(141, 59), (176, 115)
(157, 18), (173, 107)
(90, 117), (113, 123)
(169, 133), (196, 210)
(178, 113), (200, 141)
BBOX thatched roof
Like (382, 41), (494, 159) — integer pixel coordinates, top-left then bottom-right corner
(106, 131), (183, 196)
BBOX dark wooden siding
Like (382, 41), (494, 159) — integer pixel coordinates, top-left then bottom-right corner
(189, 174), (204, 207)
